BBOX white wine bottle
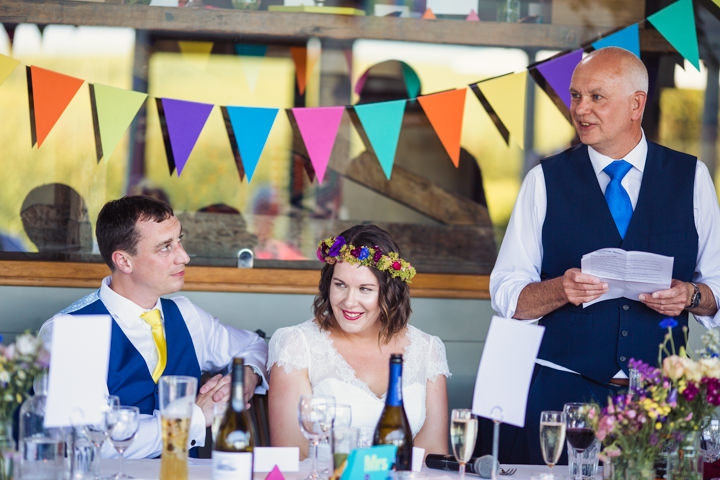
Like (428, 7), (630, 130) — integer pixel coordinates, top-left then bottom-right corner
(373, 353), (413, 471)
(212, 357), (256, 480)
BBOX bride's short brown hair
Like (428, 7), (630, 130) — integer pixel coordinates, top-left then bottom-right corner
(312, 224), (412, 343)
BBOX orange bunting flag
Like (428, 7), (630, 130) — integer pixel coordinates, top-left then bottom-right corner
(290, 47), (308, 95)
(29, 65), (85, 147)
(422, 8), (436, 19)
(417, 88), (467, 167)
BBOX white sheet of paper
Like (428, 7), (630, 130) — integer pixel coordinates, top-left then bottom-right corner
(412, 447), (425, 472)
(253, 447), (300, 472)
(44, 314), (111, 428)
(427, 0), (476, 14)
(472, 316), (544, 427)
(581, 248), (674, 307)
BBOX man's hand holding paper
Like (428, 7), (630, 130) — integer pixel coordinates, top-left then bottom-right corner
(580, 248), (674, 307)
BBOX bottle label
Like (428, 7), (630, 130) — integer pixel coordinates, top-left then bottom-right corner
(212, 451), (252, 480)
(387, 362), (403, 406)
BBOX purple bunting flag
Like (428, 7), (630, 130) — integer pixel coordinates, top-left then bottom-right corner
(535, 49), (583, 111)
(159, 98), (214, 177)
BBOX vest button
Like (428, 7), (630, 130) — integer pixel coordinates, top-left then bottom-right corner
(622, 304), (630, 311)
(620, 355), (627, 362)
(621, 330), (629, 337)
(191, 440), (196, 446)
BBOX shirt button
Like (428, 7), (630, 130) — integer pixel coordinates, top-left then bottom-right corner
(191, 440), (196, 446)
(620, 355), (627, 362)
(621, 330), (629, 337)
(622, 304), (630, 311)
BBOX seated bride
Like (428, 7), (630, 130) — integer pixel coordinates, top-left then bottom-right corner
(267, 224), (450, 457)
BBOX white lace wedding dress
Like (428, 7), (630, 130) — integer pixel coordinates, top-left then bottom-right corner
(268, 319), (450, 437)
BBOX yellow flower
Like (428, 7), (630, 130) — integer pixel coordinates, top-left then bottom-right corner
(656, 422), (662, 430)
(700, 358), (720, 378)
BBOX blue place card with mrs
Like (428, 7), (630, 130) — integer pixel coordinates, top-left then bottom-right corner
(340, 445), (397, 480)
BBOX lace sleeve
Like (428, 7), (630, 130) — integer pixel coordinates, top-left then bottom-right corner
(267, 325), (310, 374)
(426, 334), (451, 381)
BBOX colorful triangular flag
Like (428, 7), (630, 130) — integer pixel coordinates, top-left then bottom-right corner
(354, 99), (407, 180)
(235, 44), (268, 91)
(592, 24), (640, 58)
(401, 62), (421, 99)
(90, 83), (147, 162)
(535, 49), (583, 111)
(234, 44), (268, 57)
(290, 106), (345, 183)
(0, 54), (19, 86)
(477, 71), (527, 148)
(158, 98), (214, 176)
(225, 106), (278, 182)
(417, 88), (467, 167)
(647, 0), (700, 70)
(178, 41), (214, 57)
(29, 65), (85, 147)
(422, 8), (436, 19)
(466, 9), (480, 21)
(290, 47), (308, 95)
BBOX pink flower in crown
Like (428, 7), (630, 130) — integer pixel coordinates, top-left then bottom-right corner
(392, 262), (401, 270)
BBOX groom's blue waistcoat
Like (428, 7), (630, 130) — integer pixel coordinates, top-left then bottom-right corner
(73, 298), (201, 414)
(538, 142), (697, 384)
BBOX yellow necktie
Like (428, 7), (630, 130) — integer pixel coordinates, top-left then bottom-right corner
(140, 309), (167, 383)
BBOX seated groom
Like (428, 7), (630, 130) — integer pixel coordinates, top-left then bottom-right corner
(39, 195), (268, 459)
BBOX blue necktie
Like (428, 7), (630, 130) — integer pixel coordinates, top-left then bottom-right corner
(603, 160), (633, 239)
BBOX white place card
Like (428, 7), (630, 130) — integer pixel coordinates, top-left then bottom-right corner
(472, 316), (545, 427)
(253, 446), (300, 472)
(412, 446), (425, 472)
(45, 314), (111, 428)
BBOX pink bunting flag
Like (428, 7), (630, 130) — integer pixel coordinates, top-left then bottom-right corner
(291, 106), (345, 183)
(265, 465), (285, 480)
(159, 98), (214, 177)
(466, 10), (480, 21)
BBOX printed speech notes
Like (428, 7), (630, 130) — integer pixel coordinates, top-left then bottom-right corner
(580, 248), (674, 307)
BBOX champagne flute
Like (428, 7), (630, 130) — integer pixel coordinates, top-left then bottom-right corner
(450, 409), (478, 479)
(106, 405), (140, 479)
(298, 395), (335, 480)
(84, 394), (120, 478)
(539, 410), (566, 478)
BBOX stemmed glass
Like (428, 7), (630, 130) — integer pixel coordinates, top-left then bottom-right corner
(563, 402), (598, 480)
(450, 409), (478, 479)
(539, 410), (566, 478)
(106, 405), (140, 479)
(298, 395), (336, 480)
(701, 418), (720, 463)
(332, 404), (353, 469)
(84, 395), (119, 478)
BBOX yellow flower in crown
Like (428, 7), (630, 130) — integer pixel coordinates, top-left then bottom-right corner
(316, 236), (417, 283)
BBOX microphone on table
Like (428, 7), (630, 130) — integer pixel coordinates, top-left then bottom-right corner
(425, 454), (499, 478)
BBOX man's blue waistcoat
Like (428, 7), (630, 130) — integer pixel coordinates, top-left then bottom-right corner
(538, 142), (697, 384)
(72, 298), (201, 414)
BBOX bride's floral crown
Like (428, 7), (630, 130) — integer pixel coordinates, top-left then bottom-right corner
(316, 236), (416, 283)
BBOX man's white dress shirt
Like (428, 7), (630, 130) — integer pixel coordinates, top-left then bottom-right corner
(490, 136), (720, 374)
(39, 276), (269, 459)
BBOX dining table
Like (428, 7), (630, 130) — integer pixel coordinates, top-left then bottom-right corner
(96, 458), (581, 480)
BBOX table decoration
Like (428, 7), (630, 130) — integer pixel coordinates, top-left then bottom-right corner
(0, 332), (49, 480)
(593, 320), (720, 480)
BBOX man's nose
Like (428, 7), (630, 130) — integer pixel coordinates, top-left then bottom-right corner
(176, 243), (190, 264)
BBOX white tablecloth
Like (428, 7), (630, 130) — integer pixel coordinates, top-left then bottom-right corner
(98, 458), (572, 480)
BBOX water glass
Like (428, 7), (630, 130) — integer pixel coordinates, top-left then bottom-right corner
(106, 405), (140, 480)
(158, 375), (197, 480)
(212, 402), (228, 446)
(298, 395), (336, 480)
(701, 418), (720, 463)
(84, 394), (119, 478)
(332, 404), (353, 471)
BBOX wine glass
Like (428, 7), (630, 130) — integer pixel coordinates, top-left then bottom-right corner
(211, 401), (228, 446)
(106, 405), (140, 479)
(539, 410), (566, 478)
(298, 395), (336, 480)
(563, 402), (598, 480)
(84, 394), (120, 478)
(450, 409), (478, 479)
(332, 404), (353, 469)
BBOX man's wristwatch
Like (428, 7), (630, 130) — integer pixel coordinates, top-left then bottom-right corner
(688, 282), (701, 309)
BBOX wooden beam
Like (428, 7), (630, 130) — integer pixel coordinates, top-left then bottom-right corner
(0, 260), (490, 299)
(0, 0), (672, 51)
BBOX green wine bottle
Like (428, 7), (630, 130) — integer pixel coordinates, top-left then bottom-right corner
(373, 353), (413, 471)
(212, 357), (256, 480)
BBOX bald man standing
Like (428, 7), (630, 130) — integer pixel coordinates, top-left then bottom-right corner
(486, 47), (720, 464)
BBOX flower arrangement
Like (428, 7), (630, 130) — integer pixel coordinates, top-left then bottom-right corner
(0, 332), (50, 422)
(592, 319), (720, 479)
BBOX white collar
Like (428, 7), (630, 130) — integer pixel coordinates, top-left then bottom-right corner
(99, 276), (163, 324)
(588, 131), (647, 177)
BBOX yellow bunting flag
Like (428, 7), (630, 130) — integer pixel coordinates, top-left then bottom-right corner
(178, 41), (214, 57)
(90, 83), (148, 162)
(417, 88), (467, 167)
(477, 71), (527, 149)
(0, 54), (19, 86)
